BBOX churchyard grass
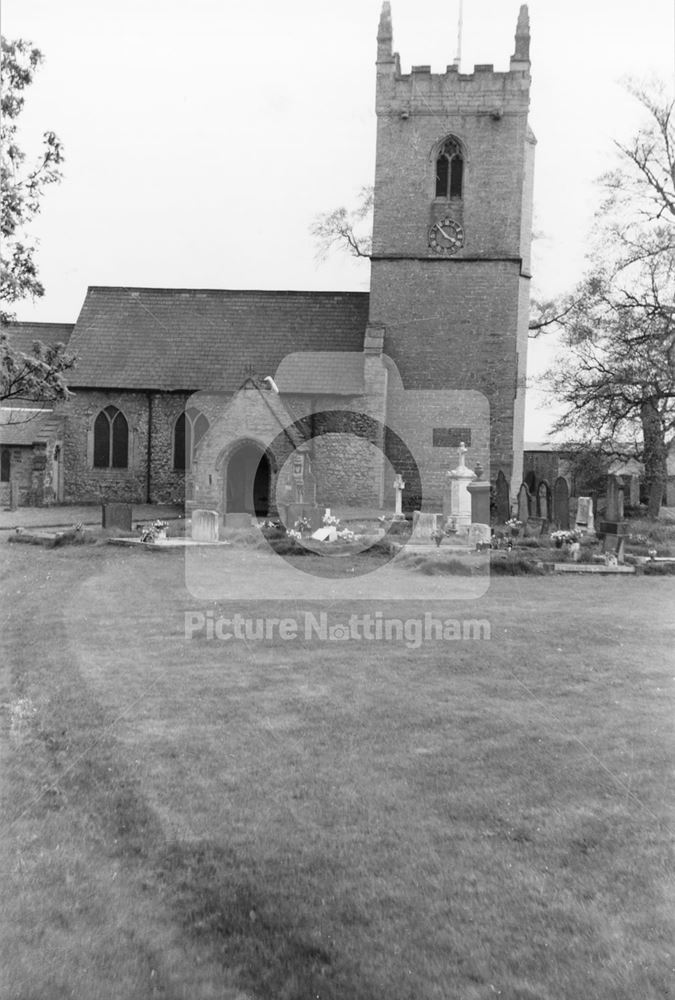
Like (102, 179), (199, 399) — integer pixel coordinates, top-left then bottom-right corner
(1, 541), (673, 1000)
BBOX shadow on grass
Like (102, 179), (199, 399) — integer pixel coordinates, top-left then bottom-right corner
(11, 675), (379, 1000)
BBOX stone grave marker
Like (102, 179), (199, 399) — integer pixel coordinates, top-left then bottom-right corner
(393, 473), (405, 517)
(443, 442), (475, 528)
(468, 523), (491, 548)
(575, 496), (595, 534)
(467, 465), (491, 525)
(517, 482), (532, 524)
(192, 508), (219, 542)
(494, 470), (510, 523)
(605, 475), (624, 522)
(411, 511), (440, 540)
(537, 480), (551, 520)
(311, 525), (338, 542)
(553, 476), (570, 529)
(102, 502), (132, 531)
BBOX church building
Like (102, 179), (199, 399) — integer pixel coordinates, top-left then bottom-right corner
(1, 4), (534, 517)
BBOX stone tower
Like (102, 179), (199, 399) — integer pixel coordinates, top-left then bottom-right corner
(369, 3), (534, 495)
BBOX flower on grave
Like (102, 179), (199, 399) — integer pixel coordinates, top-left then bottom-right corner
(72, 522), (83, 532)
(505, 518), (522, 530)
(551, 529), (580, 547)
(287, 529), (302, 541)
(293, 517), (311, 534)
(337, 528), (357, 543)
(648, 547), (657, 560)
(322, 512), (341, 528)
(260, 519), (285, 532)
(139, 519), (169, 542)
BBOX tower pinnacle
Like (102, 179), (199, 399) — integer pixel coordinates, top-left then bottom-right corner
(512, 5), (530, 64)
(377, 2), (393, 61)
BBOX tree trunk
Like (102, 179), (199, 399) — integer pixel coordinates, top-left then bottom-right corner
(641, 398), (667, 518)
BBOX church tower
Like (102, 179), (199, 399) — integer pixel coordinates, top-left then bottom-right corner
(369, 3), (534, 494)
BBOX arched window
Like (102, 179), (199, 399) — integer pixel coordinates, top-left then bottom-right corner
(173, 408), (209, 470)
(1, 448), (10, 482)
(93, 405), (128, 468)
(435, 137), (463, 199)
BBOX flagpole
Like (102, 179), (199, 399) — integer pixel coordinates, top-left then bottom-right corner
(454, 0), (464, 70)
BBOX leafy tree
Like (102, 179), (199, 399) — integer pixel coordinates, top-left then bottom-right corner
(544, 84), (675, 517)
(1, 37), (73, 403)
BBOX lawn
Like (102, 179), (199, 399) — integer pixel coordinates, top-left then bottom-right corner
(1, 540), (673, 1000)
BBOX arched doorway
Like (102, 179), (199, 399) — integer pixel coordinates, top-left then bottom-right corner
(225, 442), (271, 516)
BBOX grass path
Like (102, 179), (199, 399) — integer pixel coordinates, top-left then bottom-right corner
(1, 542), (674, 1000)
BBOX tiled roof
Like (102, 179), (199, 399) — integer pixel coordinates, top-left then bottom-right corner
(275, 352), (364, 394)
(67, 287), (369, 391)
(3, 322), (74, 355)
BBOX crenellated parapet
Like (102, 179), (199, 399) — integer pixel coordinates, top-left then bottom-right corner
(376, 4), (530, 117)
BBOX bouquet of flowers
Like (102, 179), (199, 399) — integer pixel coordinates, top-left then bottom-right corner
(550, 529), (578, 546)
(139, 519), (168, 543)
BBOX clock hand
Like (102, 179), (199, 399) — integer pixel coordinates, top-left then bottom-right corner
(436, 225), (455, 240)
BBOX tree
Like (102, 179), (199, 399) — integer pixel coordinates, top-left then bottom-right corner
(310, 186), (373, 262)
(1, 37), (73, 404)
(544, 84), (675, 517)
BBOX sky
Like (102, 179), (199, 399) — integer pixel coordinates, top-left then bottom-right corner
(3, 0), (674, 439)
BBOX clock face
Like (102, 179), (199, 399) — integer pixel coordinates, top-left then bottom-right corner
(428, 217), (464, 255)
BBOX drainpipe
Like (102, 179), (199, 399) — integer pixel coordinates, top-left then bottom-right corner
(146, 391), (152, 503)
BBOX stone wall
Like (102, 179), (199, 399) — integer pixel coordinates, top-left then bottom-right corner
(0, 446), (35, 506)
(59, 390), (149, 503)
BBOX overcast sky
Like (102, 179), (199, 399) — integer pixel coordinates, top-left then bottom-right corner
(3, 0), (673, 439)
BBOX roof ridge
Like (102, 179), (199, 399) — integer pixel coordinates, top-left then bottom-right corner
(84, 285), (369, 298)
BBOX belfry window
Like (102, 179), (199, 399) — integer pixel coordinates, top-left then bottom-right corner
(174, 408), (209, 471)
(93, 405), (128, 468)
(435, 138), (463, 199)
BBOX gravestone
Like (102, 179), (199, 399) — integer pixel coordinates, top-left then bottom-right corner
(494, 470), (510, 524)
(517, 483), (532, 524)
(625, 474), (639, 507)
(411, 511), (440, 541)
(536, 480), (551, 520)
(575, 496), (595, 534)
(443, 442), (475, 528)
(553, 476), (570, 529)
(393, 473), (405, 518)
(467, 464), (491, 525)
(102, 502), (132, 531)
(279, 503), (323, 533)
(191, 508), (219, 542)
(311, 525), (338, 542)
(468, 523), (491, 548)
(605, 475), (624, 522)
(10, 481), (20, 510)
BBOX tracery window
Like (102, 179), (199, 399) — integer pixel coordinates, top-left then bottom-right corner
(435, 137), (464, 199)
(93, 405), (128, 468)
(173, 408), (209, 470)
